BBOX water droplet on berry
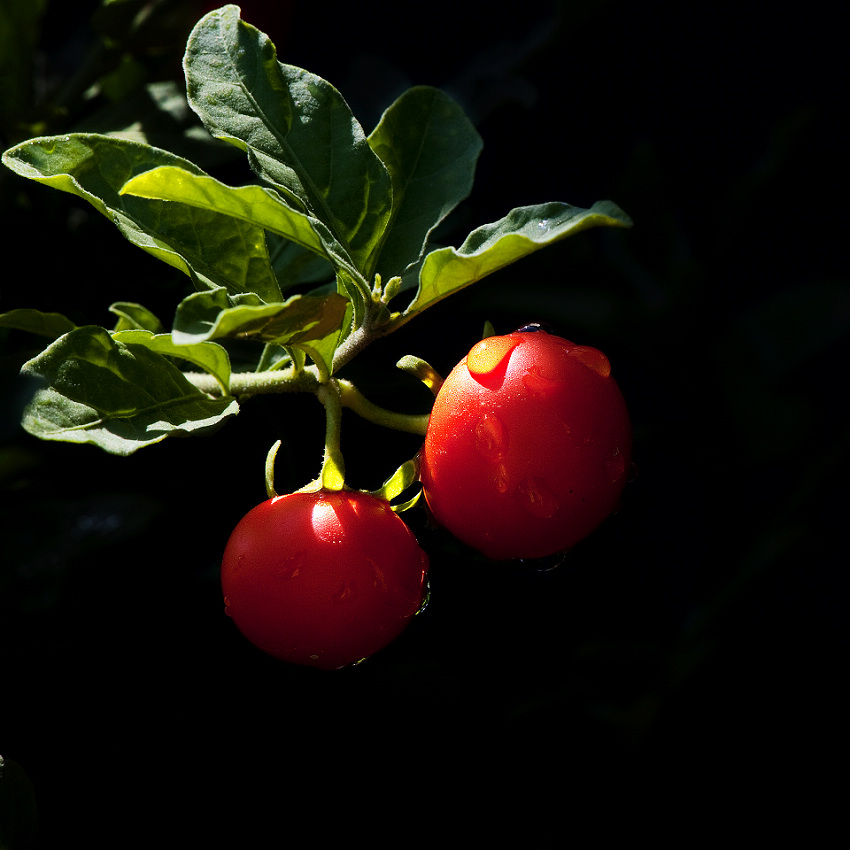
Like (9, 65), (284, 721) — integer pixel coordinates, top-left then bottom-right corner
(474, 413), (509, 462)
(515, 476), (559, 519)
(567, 345), (611, 378)
(467, 335), (519, 376)
(494, 469), (511, 494)
(521, 365), (562, 398)
(515, 321), (557, 334)
(606, 447), (627, 482)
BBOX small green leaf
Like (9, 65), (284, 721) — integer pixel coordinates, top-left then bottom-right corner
(1, 134), (282, 301)
(184, 5), (392, 277)
(172, 288), (350, 349)
(0, 308), (76, 340)
(400, 200), (633, 324)
(288, 304), (352, 383)
(109, 302), (165, 333)
(20, 326), (239, 455)
(368, 86), (482, 280)
(111, 329), (232, 394)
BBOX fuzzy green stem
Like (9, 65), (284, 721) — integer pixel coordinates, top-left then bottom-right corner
(183, 364), (322, 397)
(317, 382), (346, 491)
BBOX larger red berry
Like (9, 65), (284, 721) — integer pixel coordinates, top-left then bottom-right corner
(420, 328), (631, 560)
(221, 489), (429, 670)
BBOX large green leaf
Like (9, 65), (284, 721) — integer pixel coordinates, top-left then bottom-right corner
(20, 326), (239, 455)
(183, 5), (392, 278)
(399, 200), (633, 323)
(367, 86), (483, 280)
(1, 133), (282, 301)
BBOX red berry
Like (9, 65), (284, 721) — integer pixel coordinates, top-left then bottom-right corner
(221, 490), (429, 669)
(420, 329), (631, 560)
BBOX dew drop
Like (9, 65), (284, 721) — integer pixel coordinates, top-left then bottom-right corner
(606, 448), (627, 483)
(522, 365), (562, 398)
(474, 413), (509, 462)
(467, 335), (519, 376)
(515, 476), (559, 519)
(568, 345), (611, 378)
(515, 321), (556, 334)
(494, 469), (511, 494)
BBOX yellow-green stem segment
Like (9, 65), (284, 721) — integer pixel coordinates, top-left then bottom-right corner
(317, 382), (346, 491)
(336, 379), (429, 436)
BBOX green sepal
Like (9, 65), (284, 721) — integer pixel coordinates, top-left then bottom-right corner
(370, 457), (421, 507)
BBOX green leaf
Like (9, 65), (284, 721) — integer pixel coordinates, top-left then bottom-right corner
(20, 326), (239, 455)
(266, 234), (335, 292)
(172, 288), (350, 347)
(184, 5), (392, 277)
(109, 302), (165, 333)
(111, 329), (231, 394)
(289, 297), (353, 383)
(367, 86), (483, 280)
(120, 165), (359, 283)
(400, 200), (633, 323)
(1, 133), (282, 301)
(0, 308), (77, 340)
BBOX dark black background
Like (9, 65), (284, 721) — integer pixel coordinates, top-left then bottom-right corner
(2, 1), (847, 845)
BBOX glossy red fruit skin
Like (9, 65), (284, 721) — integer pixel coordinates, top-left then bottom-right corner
(221, 490), (429, 670)
(420, 329), (631, 561)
